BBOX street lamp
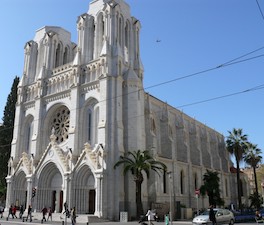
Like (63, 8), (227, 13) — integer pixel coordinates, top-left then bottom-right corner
(167, 171), (173, 225)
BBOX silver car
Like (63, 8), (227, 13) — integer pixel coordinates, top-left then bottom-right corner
(192, 208), (235, 225)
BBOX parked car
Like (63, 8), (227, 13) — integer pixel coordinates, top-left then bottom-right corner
(192, 208), (235, 225)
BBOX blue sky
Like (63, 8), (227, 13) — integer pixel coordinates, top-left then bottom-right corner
(0, 0), (264, 165)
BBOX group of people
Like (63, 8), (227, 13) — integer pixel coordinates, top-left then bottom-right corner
(63, 202), (77, 225)
(41, 206), (53, 222)
(7, 205), (18, 219)
(0, 204), (78, 224)
(3, 204), (50, 223)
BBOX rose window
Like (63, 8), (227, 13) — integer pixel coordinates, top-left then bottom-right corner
(50, 106), (70, 144)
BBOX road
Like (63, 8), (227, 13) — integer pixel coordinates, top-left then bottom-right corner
(0, 218), (257, 225)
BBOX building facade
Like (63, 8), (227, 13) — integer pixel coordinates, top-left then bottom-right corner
(6, 0), (239, 220)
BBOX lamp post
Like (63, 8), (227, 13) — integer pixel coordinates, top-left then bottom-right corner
(167, 171), (173, 225)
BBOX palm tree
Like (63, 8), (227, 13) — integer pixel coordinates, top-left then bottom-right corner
(226, 128), (248, 210)
(200, 170), (224, 206)
(244, 143), (262, 196)
(114, 150), (167, 218)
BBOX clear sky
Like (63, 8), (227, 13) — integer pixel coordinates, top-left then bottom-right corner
(0, 0), (264, 165)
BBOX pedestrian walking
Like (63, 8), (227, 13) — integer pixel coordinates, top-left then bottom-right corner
(146, 209), (155, 225)
(12, 205), (17, 218)
(19, 204), (24, 219)
(209, 205), (216, 225)
(71, 206), (76, 225)
(47, 207), (52, 221)
(26, 205), (32, 222)
(41, 206), (47, 222)
(7, 205), (13, 220)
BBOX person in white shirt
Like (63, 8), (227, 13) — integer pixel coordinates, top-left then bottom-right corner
(146, 209), (155, 225)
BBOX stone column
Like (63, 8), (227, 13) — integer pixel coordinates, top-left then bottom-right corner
(55, 190), (61, 213)
(26, 176), (33, 209)
(5, 177), (13, 210)
(63, 174), (70, 211)
(94, 173), (103, 217)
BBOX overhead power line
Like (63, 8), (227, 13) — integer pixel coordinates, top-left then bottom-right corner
(256, 0), (264, 21)
(176, 84), (264, 108)
(0, 46), (264, 146)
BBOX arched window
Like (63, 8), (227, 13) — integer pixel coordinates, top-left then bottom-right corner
(96, 13), (104, 57)
(125, 21), (129, 49)
(163, 170), (167, 194)
(94, 107), (99, 144)
(63, 47), (69, 65)
(25, 117), (34, 154)
(55, 43), (61, 67)
(84, 101), (99, 147)
(168, 125), (173, 139)
(180, 170), (184, 194)
(150, 117), (156, 135)
(194, 173), (198, 190)
(87, 109), (92, 141)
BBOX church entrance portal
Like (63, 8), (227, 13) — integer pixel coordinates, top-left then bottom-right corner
(37, 163), (63, 212)
(88, 189), (95, 214)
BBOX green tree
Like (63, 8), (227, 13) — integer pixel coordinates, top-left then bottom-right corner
(0, 76), (19, 197)
(248, 192), (263, 209)
(244, 143), (262, 196)
(226, 128), (248, 210)
(200, 169), (224, 206)
(114, 150), (167, 218)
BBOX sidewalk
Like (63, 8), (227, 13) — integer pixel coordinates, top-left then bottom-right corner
(1, 211), (192, 225)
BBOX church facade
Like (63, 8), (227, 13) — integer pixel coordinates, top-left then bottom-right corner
(6, 0), (240, 220)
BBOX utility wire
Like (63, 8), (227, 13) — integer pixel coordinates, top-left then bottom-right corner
(0, 83), (264, 149)
(145, 53), (264, 91)
(176, 84), (264, 108)
(0, 46), (264, 143)
(256, 0), (264, 21)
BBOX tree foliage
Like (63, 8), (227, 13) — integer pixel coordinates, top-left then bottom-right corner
(226, 128), (248, 210)
(249, 192), (263, 209)
(244, 143), (262, 196)
(0, 76), (19, 197)
(114, 150), (167, 218)
(200, 169), (224, 207)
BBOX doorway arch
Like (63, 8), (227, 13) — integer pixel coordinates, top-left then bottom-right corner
(37, 162), (63, 212)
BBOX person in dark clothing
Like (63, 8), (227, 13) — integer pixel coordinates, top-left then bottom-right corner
(47, 207), (52, 221)
(209, 205), (216, 225)
(26, 205), (32, 222)
(71, 207), (76, 225)
(42, 207), (47, 222)
(12, 205), (17, 218)
(19, 205), (24, 219)
(0, 205), (4, 218)
(7, 205), (14, 219)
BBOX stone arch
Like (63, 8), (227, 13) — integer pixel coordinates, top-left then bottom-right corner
(96, 12), (104, 57)
(13, 170), (27, 208)
(21, 115), (34, 156)
(150, 116), (156, 136)
(36, 162), (64, 213)
(72, 164), (95, 214)
(63, 45), (70, 65)
(80, 98), (99, 148)
(55, 41), (63, 68)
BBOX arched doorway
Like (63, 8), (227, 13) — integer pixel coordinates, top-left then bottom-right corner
(37, 162), (63, 212)
(13, 171), (27, 208)
(73, 165), (95, 214)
